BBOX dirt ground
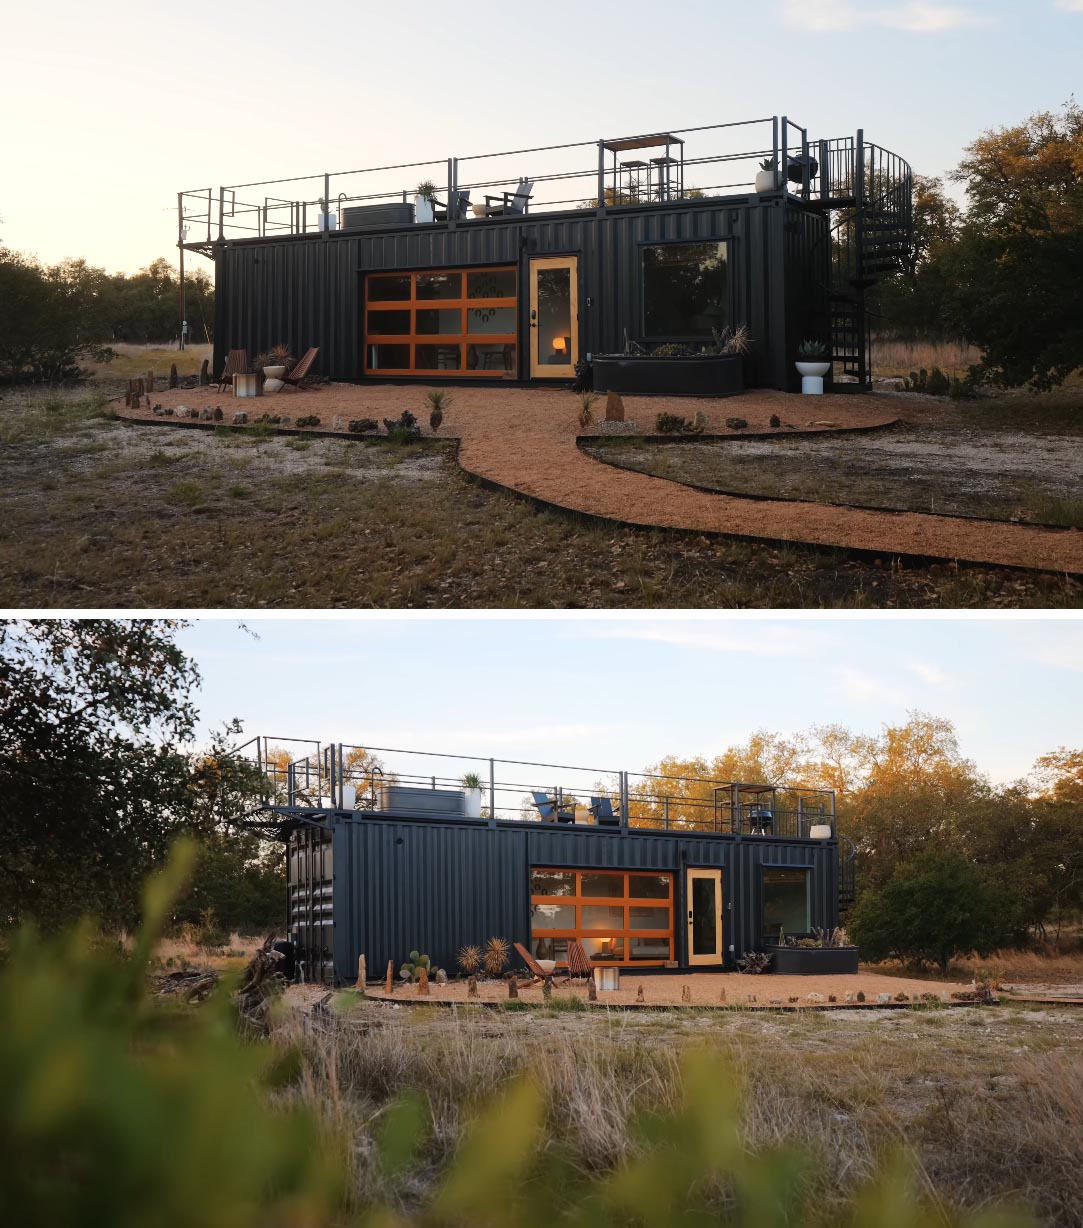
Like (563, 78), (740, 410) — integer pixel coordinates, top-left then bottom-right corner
(116, 381), (1083, 573)
(586, 393), (1083, 526)
(361, 968), (971, 1010)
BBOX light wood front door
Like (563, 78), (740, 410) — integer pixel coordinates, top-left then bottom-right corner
(686, 868), (723, 965)
(529, 256), (578, 378)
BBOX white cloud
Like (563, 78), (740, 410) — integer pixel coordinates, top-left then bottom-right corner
(780, 1), (994, 32)
(908, 661), (950, 685)
(1055, 1), (1083, 11)
(580, 622), (832, 657)
(835, 666), (908, 705)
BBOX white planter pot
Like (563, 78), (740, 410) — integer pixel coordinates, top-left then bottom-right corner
(463, 787), (483, 819)
(262, 364), (287, 380)
(262, 377), (285, 393)
(795, 360), (831, 394)
(755, 169), (779, 192)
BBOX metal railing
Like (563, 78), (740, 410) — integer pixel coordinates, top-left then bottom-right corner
(227, 736), (837, 840)
(175, 113), (863, 249)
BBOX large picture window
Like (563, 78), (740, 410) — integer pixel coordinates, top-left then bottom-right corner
(641, 241), (729, 340)
(530, 868), (673, 967)
(762, 867), (810, 937)
(364, 266), (517, 377)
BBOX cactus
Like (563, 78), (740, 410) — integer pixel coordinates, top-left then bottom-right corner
(483, 936), (510, 978)
(408, 949), (420, 964)
(416, 954), (430, 969)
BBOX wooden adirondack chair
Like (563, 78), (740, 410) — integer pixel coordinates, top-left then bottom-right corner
(282, 347), (319, 390)
(213, 348), (248, 392)
(513, 942), (553, 985)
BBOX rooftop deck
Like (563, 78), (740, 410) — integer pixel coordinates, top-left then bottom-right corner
(232, 736), (838, 842)
(177, 114), (903, 254)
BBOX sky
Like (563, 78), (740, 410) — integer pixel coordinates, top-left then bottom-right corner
(2, 0), (1080, 274)
(177, 616), (1083, 788)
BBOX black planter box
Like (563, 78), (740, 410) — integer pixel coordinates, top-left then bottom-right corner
(768, 946), (860, 975)
(593, 353), (744, 397)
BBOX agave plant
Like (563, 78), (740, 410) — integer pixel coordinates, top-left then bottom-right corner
(483, 936), (509, 977)
(457, 944), (482, 975)
(797, 338), (828, 360)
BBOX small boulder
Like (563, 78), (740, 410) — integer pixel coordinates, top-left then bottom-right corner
(163, 406), (175, 417)
(175, 405), (189, 418)
(434, 968), (448, 985)
(769, 413), (781, 428)
(263, 377), (284, 393)
(725, 416), (748, 429)
(877, 992), (892, 1004)
(153, 404), (165, 416)
(213, 407), (223, 421)
(605, 390), (625, 422)
(806, 992), (825, 1003)
(232, 411), (248, 425)
(331, 415), (345, 431)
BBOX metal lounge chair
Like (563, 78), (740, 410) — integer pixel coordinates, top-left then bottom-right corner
(532, 790), (575, 824)
(282, 347), (319, 390)
(481, 178), (533, 217)
(589, 796), (621, 827)
(513, 941), (553, 983)
(213, 348), (248, 392)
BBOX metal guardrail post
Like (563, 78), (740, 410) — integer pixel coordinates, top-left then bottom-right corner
(596, 139), (606, 211)
(323, 173), (331, 238)
(819, 139), (829, 204)
(780, 115), (788, 180)
(217, 187), (224, 240)
(489, 758), (496, 821)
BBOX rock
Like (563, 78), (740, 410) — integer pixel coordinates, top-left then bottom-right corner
(845, 992), (855, 1003)
(232, 411), (248, 425)
(769, 998), (782, 1005)
(725, 416), (748, 429)
(175, 405), (189, 418)
(153, 404), (165, 416)
(263, 377), (284, 393)
(605, 390), (625, 422)
(331, 415), (345, 430)
(807, 992), (825, 1003)
(434, 968), (448, 985)
(213, 407), (223, 421)
(163, 406), (174, 416)
(200, 407), (214, 421)
(877, 993), (892, 1004)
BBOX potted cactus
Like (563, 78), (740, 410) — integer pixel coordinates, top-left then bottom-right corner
(795, 339), (831, 394)
(462, 771), (484, 819)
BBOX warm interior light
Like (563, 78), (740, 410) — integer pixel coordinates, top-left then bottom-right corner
(552, 337), (567, 354)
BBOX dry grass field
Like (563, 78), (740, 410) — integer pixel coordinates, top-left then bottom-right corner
(1, 385), (1080, 608)
(83, 342), (212, 381)
(871, 336), (981, 379)
(276, 991), (1083, 1225)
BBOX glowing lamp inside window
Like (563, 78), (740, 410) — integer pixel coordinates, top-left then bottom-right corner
(552, 337), (567, 355)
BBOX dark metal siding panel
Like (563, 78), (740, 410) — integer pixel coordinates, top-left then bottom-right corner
(214, 198), (811, 391)
(782, 201), (830, 392)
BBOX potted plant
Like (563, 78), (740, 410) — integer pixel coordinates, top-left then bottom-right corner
(462, 771), (484, 819)
(254, 345), (294, 393)
(755, 158), (779, 193)
(765, 927), (859, 975)
(795, 339), (831, 394)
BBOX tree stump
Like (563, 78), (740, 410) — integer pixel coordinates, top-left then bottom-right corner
(508, 978), (518, 999)
(467, 975), (479, 999)
(418, 966), (430, 996)
(199, 358), (210, 386)
(145, 370), (155, 394)
(719, 987), (727, 1003)
(355, 954), (366, 992)
(605, 390), (625, 422)
(635, 985), (644, 1004)
(681, 984), (691, 1004)
(542, 979), (552, 1002)
(385, 959), (394, 995)
(587, 978), (597, 1002)
(169, 363), (178, 389)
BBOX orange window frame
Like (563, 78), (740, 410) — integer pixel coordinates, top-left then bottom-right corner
(364, 266), (518, 377)
(529, 868), (675, 968)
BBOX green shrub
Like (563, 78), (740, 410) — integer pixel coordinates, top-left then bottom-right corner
(348, 418), (378, 434)
(295, 415), (321, 428)
(655, 412), (690, 434)
(849, 850), (1018, 972)
(382, 410), (422, 444)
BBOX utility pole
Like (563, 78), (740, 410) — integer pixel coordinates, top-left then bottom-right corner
(177, 192), (187, 352)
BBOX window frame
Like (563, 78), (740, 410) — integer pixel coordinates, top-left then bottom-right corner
(364, 265), (518, 377)
(760, 864), (812, 939)
(638, 238), (733, 344)
(529, 868), (674, 967)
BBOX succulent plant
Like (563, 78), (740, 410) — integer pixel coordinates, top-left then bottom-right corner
(483, 936), (510, 977)
(408, 950), (420, 964)
(797, 339), (828, 360)
(457, 944), (482, 975)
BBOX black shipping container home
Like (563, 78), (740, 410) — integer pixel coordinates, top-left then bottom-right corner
(235, 738), (856, 986)
(178, 116), (913, 393)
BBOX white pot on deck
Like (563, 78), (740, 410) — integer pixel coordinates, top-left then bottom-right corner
(796, 360), (831, 394)
(463, 787), (483, 819)
(262, 364), (287, 380)
(755, 169), (779, 192)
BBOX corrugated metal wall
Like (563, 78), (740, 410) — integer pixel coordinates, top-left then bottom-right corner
(213, 197), (827, 391)
(310, 815), (837, 985)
